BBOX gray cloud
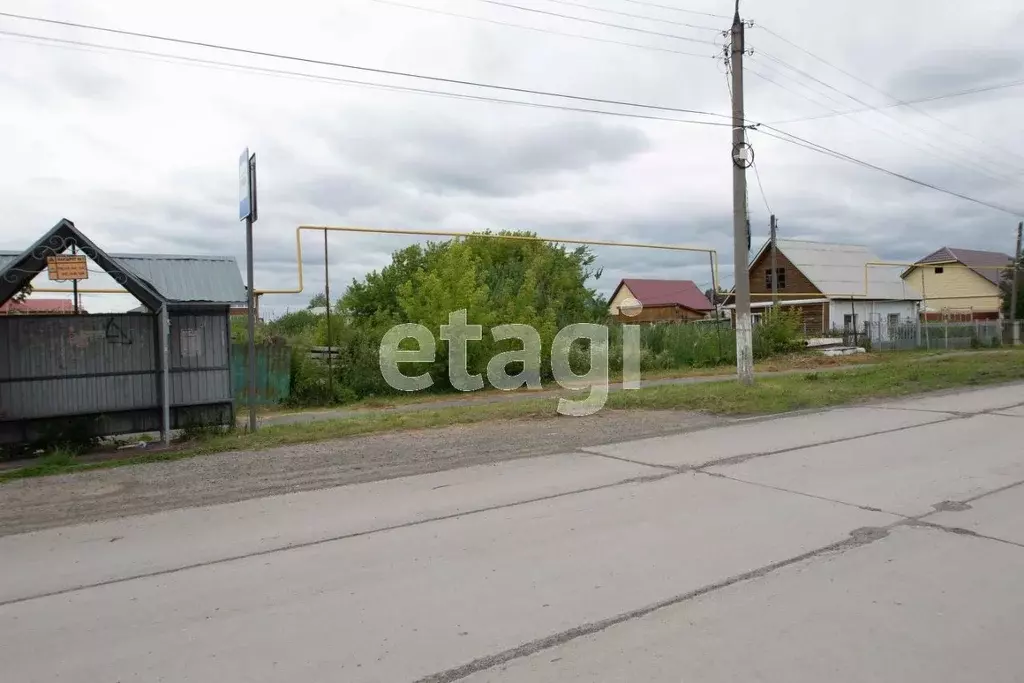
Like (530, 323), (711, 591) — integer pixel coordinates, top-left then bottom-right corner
(319, 115), (650, 197)
(887, 50), (1024, 101)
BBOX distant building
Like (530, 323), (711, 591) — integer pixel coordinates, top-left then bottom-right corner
(0, 298), (83, 315)
(724, 239), (921, 335)
(609, 278), (713, 323)
(902, 247), (1012, 320)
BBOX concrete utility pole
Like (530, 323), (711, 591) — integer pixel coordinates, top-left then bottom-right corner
(243, 152), (258, 434)
(1012, 221), (1022, 344)
(770, 214), (778, 306)
(730, 6), (754, 384)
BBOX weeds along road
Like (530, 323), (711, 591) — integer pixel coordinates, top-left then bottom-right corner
(254, 350), (997, 428)
(2, 383), (1023, 682)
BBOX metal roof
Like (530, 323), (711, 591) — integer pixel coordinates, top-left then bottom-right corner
(111, 253), (246, 305)
(752, 239), (921, 301)
(0, 250), (246, 306)
(913, 246), (1012, 286)
(615, 278), (713, 312)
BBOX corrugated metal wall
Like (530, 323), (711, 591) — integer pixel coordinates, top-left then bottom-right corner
(169, 313), (232, 407)
(0, 312), (232, 424)
(0, 314), (156, 420)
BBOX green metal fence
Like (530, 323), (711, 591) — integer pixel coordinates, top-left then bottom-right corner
(231, 343), (291, 406)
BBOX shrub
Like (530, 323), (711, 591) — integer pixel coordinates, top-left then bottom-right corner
(753, 308), (803, 359)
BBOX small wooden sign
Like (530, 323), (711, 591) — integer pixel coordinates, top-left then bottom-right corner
(46, 255), (89, 281)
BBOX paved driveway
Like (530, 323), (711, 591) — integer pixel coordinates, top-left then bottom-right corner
(2, 383), (1023, 682)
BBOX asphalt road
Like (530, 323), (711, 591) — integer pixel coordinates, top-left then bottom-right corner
(3, 383), (1024, 682)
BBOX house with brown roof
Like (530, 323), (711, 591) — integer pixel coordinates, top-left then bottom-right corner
(901, 247), (1012, 320)
(608, 278), (713, 323)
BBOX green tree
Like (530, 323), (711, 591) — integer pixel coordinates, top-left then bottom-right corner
(342, 244), (431, 326)
(339, 232), (607, 387)
(267, 309), (321, 339)
(307, 291), (328, 310)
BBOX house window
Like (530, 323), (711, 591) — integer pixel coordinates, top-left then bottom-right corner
(843, 313), (858, 330)
(752, 312), (763, 326)
(934, 267), (944, 274)
(888, 313), (900, 327)
(764, 267), (786, 290)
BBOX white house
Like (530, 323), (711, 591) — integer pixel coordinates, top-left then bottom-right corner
(725, 238), (922, 339)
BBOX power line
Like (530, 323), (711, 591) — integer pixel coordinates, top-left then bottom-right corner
(751, 49), (1024, 184)
(754, 24), (1024, 174)
(0, 12), (730, 121)
(610, 0), (730, 20)
(751, 161), (772, 214)
(364, 0), (716, 58)
(747, 63), (848, 113)
(745, 44), (1024, 209)
(767, 78), (1024, 125)
(0, 29), (737, 127)
(747, 60), (1022, 186)
(534, 0), (723, 32)
(466, 0), (720, 45)
(753, 125), (1024, 217)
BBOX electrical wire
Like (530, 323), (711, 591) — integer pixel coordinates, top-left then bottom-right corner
(0, 12), (731, 121)
(465, 0), (720, 45)
(363, 0), (717, 58)
(610, 0), (730, 20)
(534, 0), (723, 32)
(751, 49), (1024, 183)
(747, 64), (847, 114)
(753, 125), (1024, 217)
(754, 24), (1024, 173)
(751, 161), (772, 214)
(746, 61), (1021, 186)
(767, 78), (1024, 125)
(0, 29), (737, 127)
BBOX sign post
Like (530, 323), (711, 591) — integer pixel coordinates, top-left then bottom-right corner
(240, 149), (258, 433)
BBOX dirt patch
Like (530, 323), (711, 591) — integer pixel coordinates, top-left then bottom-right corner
(0, 409), (726, 536)
(757, 353), (882, 372)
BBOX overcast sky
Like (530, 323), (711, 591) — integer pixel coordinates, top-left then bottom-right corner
(1, 0), (1022, 315)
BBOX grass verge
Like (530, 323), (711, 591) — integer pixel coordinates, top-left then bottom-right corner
(3, 349), (1022, 483)
(262, 349), (936, 416)
(606, 350), (1024, 413)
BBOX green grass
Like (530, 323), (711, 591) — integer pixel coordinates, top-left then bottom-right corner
(260, 348), (936, 417)
(606, 350), (1024, 414)
(2, 349), (1023, 483)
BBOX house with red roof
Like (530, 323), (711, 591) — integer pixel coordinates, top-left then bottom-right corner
(608, 278), (713, 323)
(0, 298), (84, 315)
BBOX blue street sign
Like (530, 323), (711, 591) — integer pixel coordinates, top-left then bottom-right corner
(239, 148), (251, 221)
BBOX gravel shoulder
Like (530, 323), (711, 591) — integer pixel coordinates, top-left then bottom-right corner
(0, 409), (725, 536)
